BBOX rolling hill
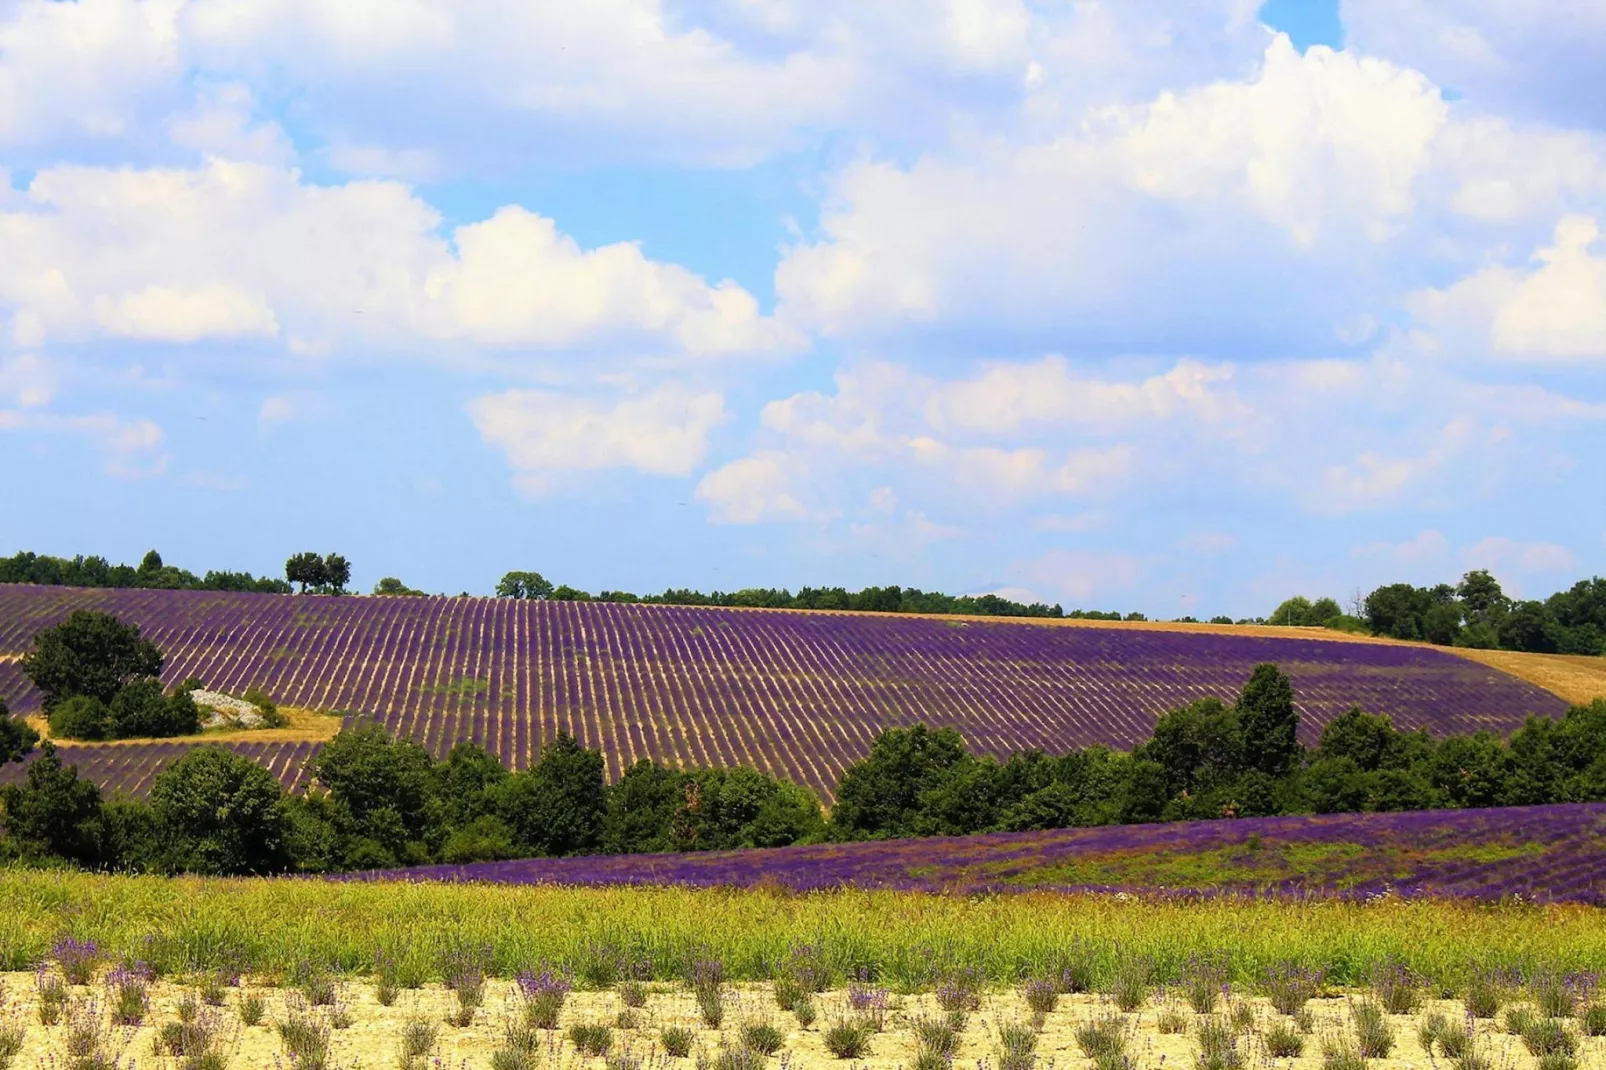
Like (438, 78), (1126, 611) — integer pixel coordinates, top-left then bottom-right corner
(0, 584), (1577, 799)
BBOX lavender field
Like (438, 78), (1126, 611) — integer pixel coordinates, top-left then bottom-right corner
(0, 585), (1568, 798)
(358, 803), (1606, 905)
(0, 738), (319, 798)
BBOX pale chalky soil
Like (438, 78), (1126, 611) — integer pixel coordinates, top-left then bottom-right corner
(0, 974), (1595, 1070)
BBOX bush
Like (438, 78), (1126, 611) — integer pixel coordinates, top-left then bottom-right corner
(108, 680), (199, 739)
(149, 748), (294, 875)
(48, 695), (110, 741)
(0, 698), (39, 763)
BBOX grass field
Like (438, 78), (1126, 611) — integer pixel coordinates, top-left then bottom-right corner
(3, 870), (1605, 986)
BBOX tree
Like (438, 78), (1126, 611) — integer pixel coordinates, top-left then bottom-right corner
(20, 610), (164, 710)
(1235, 663), (1301, 777)
(496, 571), (555, 600)
(1314, 708), (1403, 771)
(0, 742), (105, 864)
(48, 695), (110, 740)
(1498, 601), (1557, 653)
(107, 679), (200, 739)
(148, 747), (294, 875)
(1135, 697), (1244, 799)
(373, 577), (423, 596)
(0, 697), (39, 764)
(495, 732), (606, 856)
(310, 723), (439, 867)
(285, 552), (327, 593)
(830, 724), (969, 840)
(435, 741), (509, 831)
(1456, 570), (1509, 624)
(321, 554), (351, 594)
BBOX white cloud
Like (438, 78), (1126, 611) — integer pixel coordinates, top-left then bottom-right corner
(1014, 548), (1143, 603)
(775, 36), (1457, 344)
(1313, 418), (1473, 513)
(1353, 529), (1451, 571)
(695, 450), (815, 525)
(0, 352), (57, 407)
(1410, 216), (1606, 363)
(93, 284), (279, 341)
(470, 385), (728, 494)
(0, 407), (166, 475)
(0, 0), (183, 150)
(1464, 536), (1577, 577)
(925, 356), (1238, 434)
(1342, 0), (1606, 129)
(0, 159), (796, 360)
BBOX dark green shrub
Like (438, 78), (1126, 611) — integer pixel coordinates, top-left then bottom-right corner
(49, 696), (110, 741)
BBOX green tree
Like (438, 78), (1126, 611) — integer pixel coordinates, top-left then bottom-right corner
(495, 732), (606, 856)
(1314, 708), (1402, 771)
(107, 679), (200, 739)
(310, 723), (439, 867)
(830, 724), (969, 840)
(496, 571), (555, 600)
(148, 748), (293, 875)
(321, 554), (351, 594)
(1135, 696), (1244, 799)
(373, 577), (424, 596)
(1235, 663), (1301, 777)
(1497, 601), (1557, 653)
(602, 759), (686, 854)
(435, 741), (509, 831)
(1456, 570), (1509, 624)
(20, 610), (163, 709)
(0, 742), (105, 864)
(285, 552), (327, 593)
(48, 695), (111, 740)
(0, 697), (39, 764)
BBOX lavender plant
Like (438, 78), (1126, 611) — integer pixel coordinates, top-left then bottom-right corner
(1369, 960), (1419, 1015)
(1194, 1015), (1242, 1070)
(517, 966), (572, 1031)
(37, 966), (69, 1025)
(1263, 963), (1322, 1017)
(105, 964), (150, 1027)
(54, 939), (102, 987)
(1184, 955), (1227, 1015)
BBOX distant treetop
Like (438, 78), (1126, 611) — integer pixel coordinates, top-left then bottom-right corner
(0, 549), (291, 594)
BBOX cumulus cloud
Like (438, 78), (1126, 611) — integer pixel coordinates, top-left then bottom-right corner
(696, 451), (817, 525)
(776, 36), (1461, 347)
(1014, 548), (1144, 603)
(1464, 536), (1578, 577)
(1410, 216), (1606, 363)
(1342, 0), (1606, 129)
(470, 385), (728, 494)
(0, 159), (798, 360)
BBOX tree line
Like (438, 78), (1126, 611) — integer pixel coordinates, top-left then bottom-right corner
(494, 570), (1133, 621)
(1274, 569), (1606, 656)
(0, 549), (292, 594)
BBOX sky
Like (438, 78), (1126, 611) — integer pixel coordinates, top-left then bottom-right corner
(0, 0), (1602, 618)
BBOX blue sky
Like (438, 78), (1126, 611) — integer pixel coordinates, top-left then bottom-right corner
(0, 0), (1602, 617)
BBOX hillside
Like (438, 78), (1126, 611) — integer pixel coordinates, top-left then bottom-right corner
(0, 585), (1574, 799)
(357, 803), (1606, 905)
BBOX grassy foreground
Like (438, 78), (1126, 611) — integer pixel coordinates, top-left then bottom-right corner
(2, 870), (1604, 988)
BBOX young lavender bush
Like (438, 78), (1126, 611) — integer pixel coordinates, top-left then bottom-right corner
(1351, 1000), (1395, 1058)
(396, 1016), (438, 1070)
(37, 966), (69, 1025)
(1264, 1020), (1304, 1058)
(54, 939), (102, 987)
(442, 943), (490, 1027)
(1194, 1015), (1242, 1070)
(995, 1020), (1038, 1070)
(1369, 961), (1419, 1015)
(1184, 955), (1228, 1016)
(105, 964), (150, 1027)
(686, 957), (725, 1029)
(374, 951), (401, 1007)
(1105, 954), (1151, 1013)
(568, 1022), (614, 1057)
(517, 967), (573, 1031)
(1021, 976), (1058, 1019)
(846, 974), (889, 1032)
(276, 1007), (332, 1070)
(1463, 968), (1508, 1020)
(660, 1027), (694, 1059)
(1264, 963), (1323, 1017)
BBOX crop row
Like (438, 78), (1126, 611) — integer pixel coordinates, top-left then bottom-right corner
(0, 739), (321, 798)
(0, 586), (1568, 798)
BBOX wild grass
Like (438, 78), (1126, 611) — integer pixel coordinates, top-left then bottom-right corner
(2, 872), (1605, 990)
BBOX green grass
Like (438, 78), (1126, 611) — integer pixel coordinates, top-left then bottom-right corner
(1, 869), (1604, 988)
